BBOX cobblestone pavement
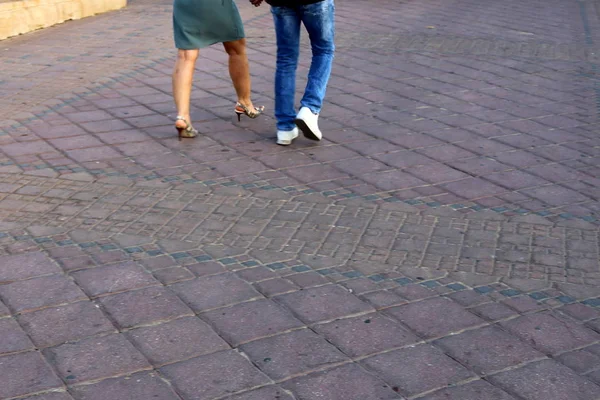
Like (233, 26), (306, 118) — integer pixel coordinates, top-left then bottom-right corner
(2, 0), (600, 399)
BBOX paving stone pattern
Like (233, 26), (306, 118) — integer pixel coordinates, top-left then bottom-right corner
(1, 0), (600, 398)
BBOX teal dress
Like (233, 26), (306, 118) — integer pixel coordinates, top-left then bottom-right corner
(173, 0), (245, 49)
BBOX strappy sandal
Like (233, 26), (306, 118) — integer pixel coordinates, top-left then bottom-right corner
(175, 116), (198, 141)
(235, 102), (265, 121)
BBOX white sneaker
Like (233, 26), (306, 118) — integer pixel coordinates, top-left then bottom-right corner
(276, 127), (299, 146)
(294, 107), (322, 141)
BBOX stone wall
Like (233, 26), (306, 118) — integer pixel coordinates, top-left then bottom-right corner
(0, 0), (127, 40)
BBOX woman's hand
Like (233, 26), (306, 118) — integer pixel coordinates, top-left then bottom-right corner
(250, 0), (263, 6)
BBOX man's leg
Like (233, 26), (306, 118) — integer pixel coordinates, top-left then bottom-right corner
(295, 0), (335, 140)
(272, 6), (302, 140)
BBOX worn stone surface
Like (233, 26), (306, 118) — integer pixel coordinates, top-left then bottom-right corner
(1, 0), (600, 398)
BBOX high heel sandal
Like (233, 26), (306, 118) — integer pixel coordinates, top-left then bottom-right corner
(175, 116), (198, 141)
(235, 102), (265, 121)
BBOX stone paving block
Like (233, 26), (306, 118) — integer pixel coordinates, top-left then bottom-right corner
(559, 303), (600, 321)
(99, 286), (193, 329)
(254, 278), (299, 297)
(170, 273), (261, 312)
(282, 364), (402, 400)
(227, 386), (295, 400)
(71, 262), (160, 297)
(44, 334), (151, 384)
(362, 344), (474, 397)
(314, 313), (420, 357)
(417, 380), (517, 400)
(127, 316), (229, 366)
(20, 393), (75, 400)
(0, 252), (62, 283)
(18, 301), (115, 348)
(0, 351), (63, 399)
(202, 299), (303, 346)
(434, 326), (544, 374)
(0, 317), (35, 354)
(160, 350), (270, 400)
(556, 348), (600, 373)
(275, 284), (373, 324)
(0, 275), (88, 313)
(488, 360), (600, 400)
(470, 301), (519, 321)
(385, 297), (484, 339)
(69, 372), (181, 400)
(501, 311), (600, 354)
(240, 328), (349, 380)
(0, 300), (9, 317)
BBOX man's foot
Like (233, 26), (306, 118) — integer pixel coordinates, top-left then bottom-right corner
(276, 127), (299, 146)
(294, 107), (323, 141)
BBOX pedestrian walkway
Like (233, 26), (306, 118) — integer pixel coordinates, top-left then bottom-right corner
(1, 0), (600, 399)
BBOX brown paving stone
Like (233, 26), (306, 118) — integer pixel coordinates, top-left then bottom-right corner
(362, 344), (474, 397)
(434, 326), (544, 375)
(385, 297), (484, 339)
(69, 372), (181, 400)
(170, 273), (261, 312)
(0, 317), (35, 354)
(416, 380), (517, 400)
(240, 329), (349, 380)
(0, 352), (63, 399)
(275, 284), (373, 324)
(45, 334), (151, 384)
(18, 301), (115, 348)
(127, 316), (229, 366)
(98, 286), (193, 329)
(501, 311), (600, 354)
(227, 386), (294, 400)
(0, 251), (62, 283)
(0, 275), (88, 313)
(71, 261), (159, 297)
(202, 299), (303, 346)
(282, 364), (401, 400)
(160, 350), (269, 400)
(314, 313), (420, 357)
(488, 360), (600, 400)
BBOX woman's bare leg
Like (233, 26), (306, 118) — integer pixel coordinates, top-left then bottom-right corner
(173, 49), (199, 127)
(223, 39), (259, 111)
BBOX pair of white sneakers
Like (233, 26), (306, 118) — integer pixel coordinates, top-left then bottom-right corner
(276, 107), (322, 146)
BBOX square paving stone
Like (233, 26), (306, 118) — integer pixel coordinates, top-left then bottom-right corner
(240, 329), (349, 380)
(385, 297), (484, 339)
(69, 372), (181, 400)
(127, 317), (229, 366)
(0, 275), (88, 313)
(170, 273), (261, 312)
(501, 311), (600, 354)
(0, 252), (62, 284)
(18, 301), (116, 348)
(488, 360), (600, 400)
(434, 326), (544, 374)
(282, 364), (401, 400)
(314, 313), (420, 357)
(417, 380), (517, 400)
(274, 285), (373, 324)
(227, 386), (294, 400)
(361, 344), (474, 397)
(160, 350), (269, 400)
(0, 352), (63, 399)
(0, 317), (35, 354)
(470, 302), (519, 321)
(44, 334), (151, 383)
(21, 393), (75, 400)
(556, 349), (600, 373)
(99, 286), (193, 329)
(72, 262), (159, 297)
(0, 300), (9, 316)
(202, 299), (303, 346)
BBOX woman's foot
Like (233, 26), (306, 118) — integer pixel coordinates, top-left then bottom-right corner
(235, 101), (265, 121)
(175, 116), (198, 141)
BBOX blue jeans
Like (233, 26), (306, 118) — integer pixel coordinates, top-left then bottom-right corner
(271, 0), (335, 131)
